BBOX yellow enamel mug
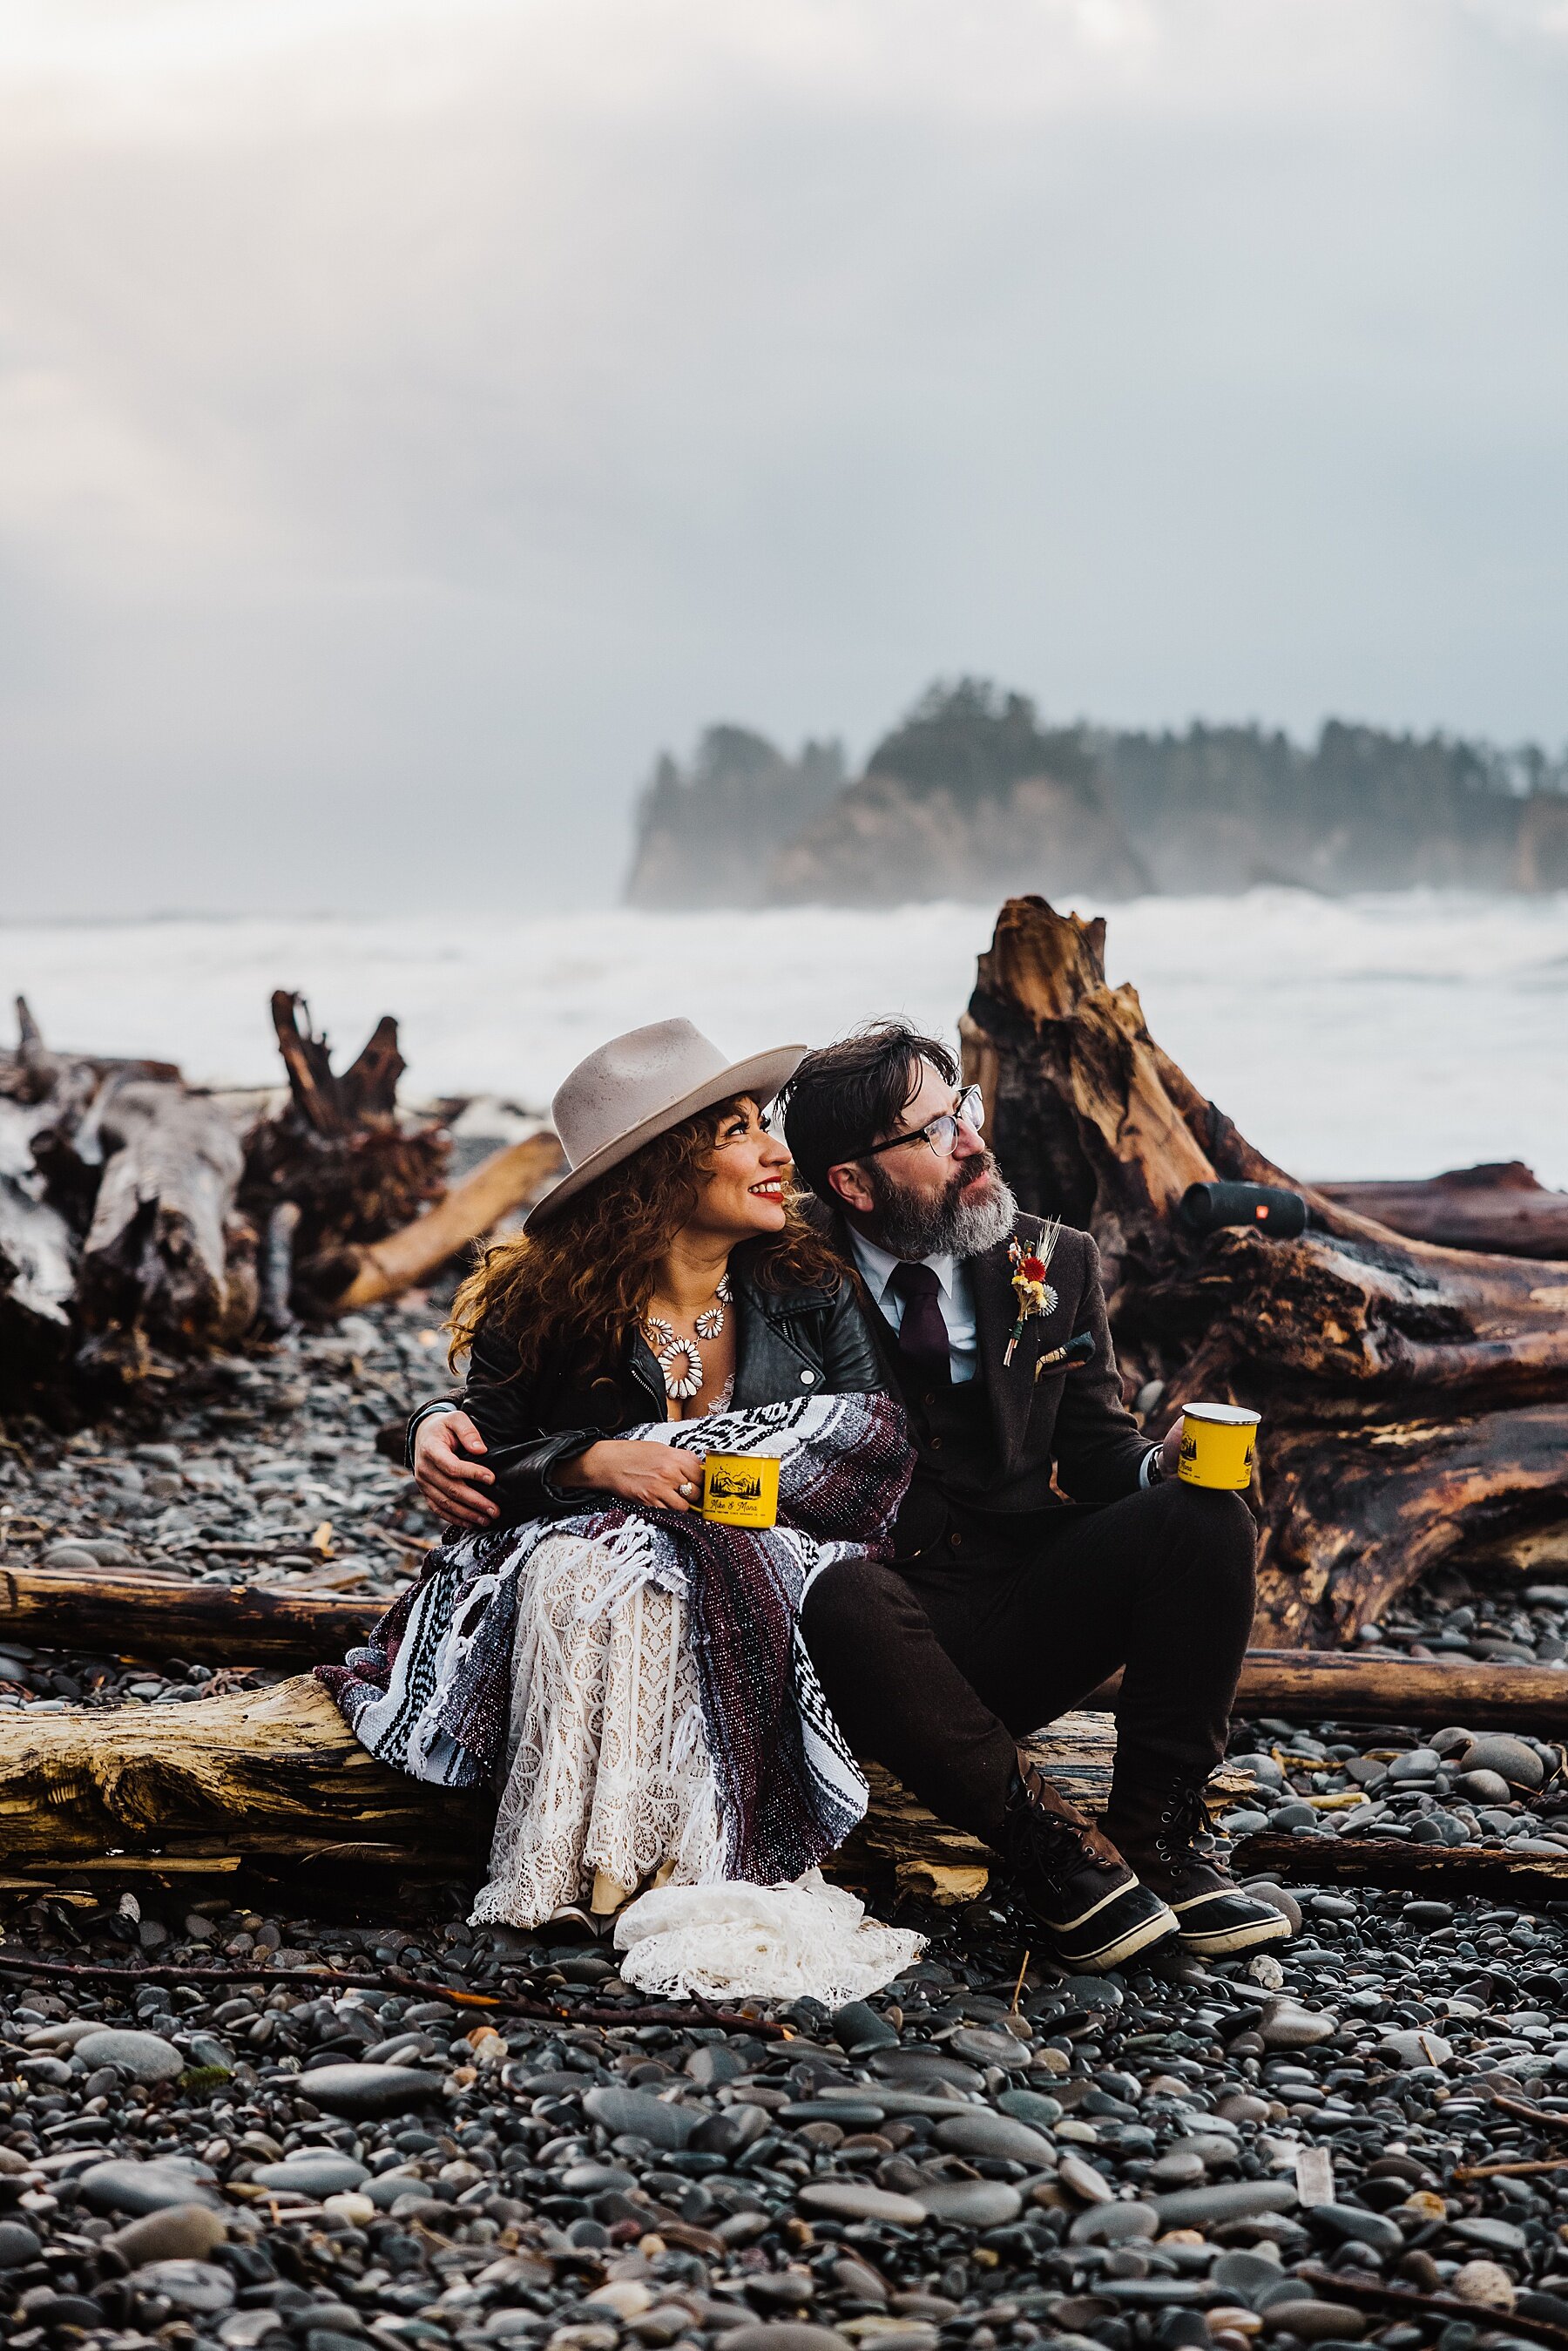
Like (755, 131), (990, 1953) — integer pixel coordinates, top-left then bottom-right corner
(700, 1453), (780, 1528)
(1177, 1403), (1260, 1491)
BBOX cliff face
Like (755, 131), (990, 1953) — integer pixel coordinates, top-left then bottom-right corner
(621, 683), (1568, 907)
(624, 726), (844, 909)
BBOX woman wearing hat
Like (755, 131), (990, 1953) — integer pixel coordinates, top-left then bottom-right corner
(322, 1022), (910, 1949)
(416, 1019), (885, 1528)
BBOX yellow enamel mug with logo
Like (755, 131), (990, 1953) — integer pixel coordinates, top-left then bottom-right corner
(700, 1453), (781, 1529)
(1177, 1403), (1260, 1490)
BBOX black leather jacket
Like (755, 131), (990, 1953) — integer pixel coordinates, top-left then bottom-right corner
(407, 1240), (887, 1526)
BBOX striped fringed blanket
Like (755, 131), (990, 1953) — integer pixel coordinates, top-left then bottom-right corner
(317, 1392), (913, 1887)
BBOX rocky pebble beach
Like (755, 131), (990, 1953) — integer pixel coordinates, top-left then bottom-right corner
(3, 1304), (1568, 2351)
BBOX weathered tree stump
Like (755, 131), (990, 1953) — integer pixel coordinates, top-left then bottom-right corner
(240, 995), (449, 1321)
(960, 896), (1568, 1643)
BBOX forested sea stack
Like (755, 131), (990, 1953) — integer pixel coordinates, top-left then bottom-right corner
(624, 678), (1568, 906)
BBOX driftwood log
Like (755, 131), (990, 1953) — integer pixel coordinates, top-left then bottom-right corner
(1321, 1163), (1568, 1260)
(1232, 1830), (1568, 1901)
(323, 1131), (565, 1315)
(8, 1568), (1568, 1724)
(0, 1672), (1557, 1905)
(0, 1680), (1228, 1894)
(961, 898), (1568, 1646)
(0, 1676), (486, 1875)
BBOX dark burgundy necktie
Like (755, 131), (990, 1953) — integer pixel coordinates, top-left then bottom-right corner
(889, 1259), (952, 1386)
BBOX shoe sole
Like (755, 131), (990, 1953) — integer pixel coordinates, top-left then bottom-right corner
(1175, 1909), (1293, 1957)
(1061, 1900), (1180, 1973)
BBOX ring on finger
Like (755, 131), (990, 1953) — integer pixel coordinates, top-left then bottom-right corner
(678, 1480), (696, 1500)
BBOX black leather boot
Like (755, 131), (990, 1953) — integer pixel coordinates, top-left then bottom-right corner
(1001, 1755), (1178, 1972)
(1105, 1773), (1291, 1956)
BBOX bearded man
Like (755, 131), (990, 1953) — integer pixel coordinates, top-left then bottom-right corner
(777, 1021), (1288, 1969)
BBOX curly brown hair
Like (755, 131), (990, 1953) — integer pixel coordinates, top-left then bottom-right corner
(448, 1095), (847, 1379)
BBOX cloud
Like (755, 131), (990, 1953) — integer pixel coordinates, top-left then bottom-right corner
(2, 0), (1568, 915)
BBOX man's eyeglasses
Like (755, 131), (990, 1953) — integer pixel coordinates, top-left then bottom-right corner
(853, 1085), (986, 1164)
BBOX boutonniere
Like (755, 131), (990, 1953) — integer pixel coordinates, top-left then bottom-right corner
(1004, 1218), (1062, 1365)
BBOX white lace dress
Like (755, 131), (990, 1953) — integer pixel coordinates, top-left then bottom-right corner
(470, 1533), (722, 1928)
(470, 1386), (731, 1930)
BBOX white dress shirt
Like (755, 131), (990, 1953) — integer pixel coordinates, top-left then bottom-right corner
(846, 1228), (979, 1385)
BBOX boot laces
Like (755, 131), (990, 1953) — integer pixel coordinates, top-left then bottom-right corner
(1153, 1782), (1218, 1868)
(1006, 1769), (1097, 1894)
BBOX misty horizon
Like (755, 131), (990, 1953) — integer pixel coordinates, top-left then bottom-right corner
(6, 1), (1568, 920)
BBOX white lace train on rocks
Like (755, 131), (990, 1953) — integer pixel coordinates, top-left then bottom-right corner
(470, 1529), (725, 1929)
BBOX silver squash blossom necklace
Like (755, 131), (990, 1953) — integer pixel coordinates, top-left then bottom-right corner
(645, 1273), (731, 1400)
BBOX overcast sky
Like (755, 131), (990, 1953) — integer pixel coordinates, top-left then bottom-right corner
(4, 0), (1568, 917)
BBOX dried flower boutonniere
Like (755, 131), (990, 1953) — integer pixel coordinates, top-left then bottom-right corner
(1004, 1217), (1062, 1365)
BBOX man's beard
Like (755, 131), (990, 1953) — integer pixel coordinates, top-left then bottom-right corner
(863, 1151), (1017, 1260)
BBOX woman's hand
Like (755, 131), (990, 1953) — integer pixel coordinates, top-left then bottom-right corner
(558, 1440), (706, 1512)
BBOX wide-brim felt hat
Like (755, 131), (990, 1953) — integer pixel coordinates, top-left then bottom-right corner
(525, 1018), (808, 1226)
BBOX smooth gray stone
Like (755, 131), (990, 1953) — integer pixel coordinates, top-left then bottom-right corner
(16, 2056), (71, 2087)
(1243, 1881), (1305, 1935)
(948, 2026), (1030, 2070)
(130, 2260), (236, 2315)
(913, 2179), (1023, 2226)
(584, 2083), (702, 2149)
(1100, 2281), (1211, 2307)
(0, 2226), (40, 2270)
(1067, 2205), (1159, 2246)
(1455, 1771), (1514, 1805)
(686, 2045), (746, 2086)
(721, 2330), (853, 2351)
(362, 2173), (427, 2210)
(823, 2086), (969, 2118)
(781, 2103), (888, 2131)
(869, 2049), (984, 2091)
(1059, 1976), (1123, 2010)
(1380, 2029), (1453, 2070)
(253, 2157), (368, 2196)
(183, 2034), (233, 2075)
(107, 2208), (227, 2266)
(1260, 2304), (1368, 2342)
(833, 2002), (898, 2052)
(41, 1542), (102, 1572)
(1461, 1736), (1545, 1790)
(1258, 2002), (1337, 2050)
(1150, 2151), (1206, 2188)
(1058, 2154), (1115, 2205)
(72, 2031), (184, 2086)
(1152, 2180), (1299, 2228)
(560, 2165), (637, 2193)
(934, 2110), (1055, 2165)
(1212, 2252), (1286, 2305)
(796, 2182), (926, 2226)
(299, 2064), (443, 2119)
(997, 2089), (1063, 2129)
(1387, 1749), (1442, 1779)
(1451, 2217), (1530, 2255)
(694, 2104), (770, 2157)
(1308, 2205), (1402, 2252)
(81, 2161), (225, 2218)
